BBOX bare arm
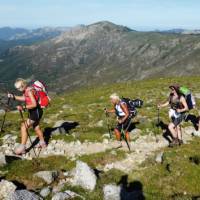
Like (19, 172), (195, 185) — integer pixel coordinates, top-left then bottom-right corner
(8, 93), (25, 102)
(177, 96), (188, 113)
(158, 101), (169, 108)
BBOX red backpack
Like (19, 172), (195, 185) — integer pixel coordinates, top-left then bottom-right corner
(31, 80), (51, 108)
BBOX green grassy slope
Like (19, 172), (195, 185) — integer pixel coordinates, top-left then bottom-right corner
(1, 77), (200, 199)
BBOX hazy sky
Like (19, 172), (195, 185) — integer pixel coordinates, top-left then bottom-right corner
(0, 0), (200, 30)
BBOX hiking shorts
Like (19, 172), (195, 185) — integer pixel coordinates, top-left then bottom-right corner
(115, 117), (131, 132)
(171, 113), (186, 126)
(28, 107), (43, 128)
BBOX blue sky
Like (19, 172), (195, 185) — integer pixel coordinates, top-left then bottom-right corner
(0, 0), (200, 30)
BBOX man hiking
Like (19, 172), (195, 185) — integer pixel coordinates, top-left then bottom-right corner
(105, 93), (131, 146)
(8, 78), (46, 155)
(158, 85), (188, 146)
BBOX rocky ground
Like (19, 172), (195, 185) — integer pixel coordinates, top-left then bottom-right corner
(0, 124), (195, 200)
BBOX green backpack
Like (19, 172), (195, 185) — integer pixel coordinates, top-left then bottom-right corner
(179, 86), (196, 110)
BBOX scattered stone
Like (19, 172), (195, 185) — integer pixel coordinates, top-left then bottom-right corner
(0, 109), (5, 115)
(0, 180), (16, 199)
(0, 153), (6, 166)
(52, 183), (65, 193)
(103, 184), (121, 200)
(52, 192), (70, 200)
(53, 120), (65, 128)
(155, 152), (164, 163)
(71, 160), (97, 191)
(40, 187), (51, 198)
(34, 171), (59, 184)
(96, 120), (104, 127)
(10, 190), (42, 200)
(103, 139), (109, 144)
(102, 133), (110, 138)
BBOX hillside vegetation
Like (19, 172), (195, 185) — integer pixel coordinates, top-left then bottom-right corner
(0, 21), (200, 92)
(1, 77), (200, 199)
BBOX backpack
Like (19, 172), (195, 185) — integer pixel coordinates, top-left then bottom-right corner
(121, 98), (143, 117)
(179, 86), (196, 110)
(31, 80), (51, 108)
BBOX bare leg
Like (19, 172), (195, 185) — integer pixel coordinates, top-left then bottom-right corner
(168, 122), (178, 139)
(114, 128), (121, 141)
(177, 125), (182, 140)
(125, 131), (130, 142)
(20, 120), (32, 145)
(34, 125), (45, 142)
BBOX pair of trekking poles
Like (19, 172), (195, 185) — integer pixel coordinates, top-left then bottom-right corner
(105, 110), (131, 151)
(0, 97), (41, 162)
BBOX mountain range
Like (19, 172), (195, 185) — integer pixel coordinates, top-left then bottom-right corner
(0, 21), (200, 92)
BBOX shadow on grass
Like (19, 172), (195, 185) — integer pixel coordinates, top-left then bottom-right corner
(26, 121), (79, 153)
(118, 175), (145, 200)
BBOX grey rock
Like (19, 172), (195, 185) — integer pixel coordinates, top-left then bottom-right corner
(103, 184), (121, 200)
(52, 190), (85, 200)
(0, 109), (5, 115)
(0, 179), (16, 199)
(155, 152), (164, 163)
(10, 190), (42, 200)
(96, 120), (104, 127)
(0, 154), (7, 166)
(40, 187), (51, 198)
(52, 184), (65, 193)
(53, 120), (65, 128)
(71, 160), (97, 191)
(52, 192), (70, 200)
(34, 171), (59, 184)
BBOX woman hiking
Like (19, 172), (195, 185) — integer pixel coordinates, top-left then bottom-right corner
(158, 85), (188, 146)
(105, 93), (131, 147)
(8, 78), (46, 155)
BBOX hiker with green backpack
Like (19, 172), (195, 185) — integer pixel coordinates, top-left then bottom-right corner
(158, 85), (189, 146)
(7, 78), (49, 155)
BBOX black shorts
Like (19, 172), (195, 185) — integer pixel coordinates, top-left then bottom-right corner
(115, 117), (131, 132)
(28, 107), (43, 128)
(171, 113), (186, 126)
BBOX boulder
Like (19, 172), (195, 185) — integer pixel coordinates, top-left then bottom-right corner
(71, 161), (97, 191)
(103, 184), (121, 200)
(10, 190), (42, 200)
(34, 171), (59, 184)
(0, 154), (7, 166)
(40, 187), (51, 198)
(0, 179), (16, 199)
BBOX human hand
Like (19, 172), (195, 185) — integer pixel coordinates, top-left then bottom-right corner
(16, 105), (23, 111)
(8, 93), (14, 99)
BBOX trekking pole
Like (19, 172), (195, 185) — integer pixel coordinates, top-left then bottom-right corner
(19, 110), (38, 158)
(0, 97), (11, 133)
(155, 108), (160, 143)
(104, 108), (112, 139)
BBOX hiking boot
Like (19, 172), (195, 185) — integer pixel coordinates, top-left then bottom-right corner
(178, 139), (183, 145)
(14, 144), (26, 155)
(169, 138), (179, 148)
(36, 140), (47, 148)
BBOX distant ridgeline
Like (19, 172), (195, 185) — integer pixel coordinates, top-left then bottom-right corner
(0, 21), (200, 93)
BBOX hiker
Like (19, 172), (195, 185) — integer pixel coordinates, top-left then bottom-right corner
(105, 93), (131, 144)
(8, 78), (46, 154)
(158, 85), (188, 146)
